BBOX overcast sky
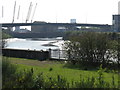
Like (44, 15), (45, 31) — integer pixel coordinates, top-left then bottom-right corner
(0, 0), (120, 25)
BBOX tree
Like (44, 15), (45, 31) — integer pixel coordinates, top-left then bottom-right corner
(2, 30), (12, 48)
(64, 32), (118, 67)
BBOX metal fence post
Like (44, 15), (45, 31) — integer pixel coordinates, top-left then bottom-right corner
(59, 49), (60, 60)
(49, 48), (51, 60)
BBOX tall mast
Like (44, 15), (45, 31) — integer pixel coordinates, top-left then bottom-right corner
(31, 3), (37, 23)
(17, 5), (20, 19)
(26, 2), (32, 23)
(2, 6), (3, 18)
(12, 1), (16, 23)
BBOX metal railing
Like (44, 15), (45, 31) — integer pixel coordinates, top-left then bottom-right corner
(49, 49), (67, 60)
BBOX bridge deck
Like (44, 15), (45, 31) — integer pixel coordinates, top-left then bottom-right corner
(1, 23), (111, 27)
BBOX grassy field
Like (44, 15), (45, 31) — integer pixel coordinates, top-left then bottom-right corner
(5, 57), (119, 87)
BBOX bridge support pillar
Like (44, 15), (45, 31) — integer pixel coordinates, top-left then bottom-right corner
(7, 27), (13, 31)
(14, 26), (20, 32)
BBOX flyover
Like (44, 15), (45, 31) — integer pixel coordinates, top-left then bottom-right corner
(1, 22), (111, 28)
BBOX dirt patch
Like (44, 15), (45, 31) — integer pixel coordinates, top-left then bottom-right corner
(10, 59), (59, 66)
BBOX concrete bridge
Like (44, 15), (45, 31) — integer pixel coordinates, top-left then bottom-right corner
(1, 22), (111, 28)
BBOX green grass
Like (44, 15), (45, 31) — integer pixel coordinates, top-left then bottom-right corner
(7, 57), (119, 87)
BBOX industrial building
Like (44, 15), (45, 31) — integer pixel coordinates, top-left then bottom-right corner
(112, 15), (120, 32)
(31, 21), (77, 33)
(112, 1), (120, 32)
(31, 21), (58, 33)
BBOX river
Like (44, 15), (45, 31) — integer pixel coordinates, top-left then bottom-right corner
(4, 38), (117, 61)
(5, 37), (65, 51)
(4, 37), (66, 59)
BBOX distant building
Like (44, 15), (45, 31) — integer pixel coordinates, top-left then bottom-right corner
(112, 15), (120, 32)
(31, 21), (58, 33)
(70, 19), (76, 23)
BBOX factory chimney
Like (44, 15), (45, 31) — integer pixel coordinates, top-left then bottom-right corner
(118, 1), (120, 14)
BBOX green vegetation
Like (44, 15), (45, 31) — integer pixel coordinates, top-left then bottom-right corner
(2, 32), (120, 89)
(2, 30), (12, 48)
(2, 57), (119, 89)
(64, 32), (119, 69)
(2, 32), (11, 39)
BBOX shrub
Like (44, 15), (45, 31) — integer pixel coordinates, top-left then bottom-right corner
(64, 32), (119, 68)
(2, 57), (17, 88)
(2, 57), (118, 89)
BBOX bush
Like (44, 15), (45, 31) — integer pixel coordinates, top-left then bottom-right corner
(64, 32), (119, 68)
(2, 57), (118, 89)
(2, 57), (17, 88)
(2, 57), (36, 88)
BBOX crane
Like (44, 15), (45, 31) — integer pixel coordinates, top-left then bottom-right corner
(12, 1), (16, 23)
(31, 3), (37, 23)
(26, 2), (33, 23)
(17, 5), (20, 19)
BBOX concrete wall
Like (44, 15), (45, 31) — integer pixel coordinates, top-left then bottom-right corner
(2, 49), (49, 60)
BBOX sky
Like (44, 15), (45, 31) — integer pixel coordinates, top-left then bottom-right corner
(0, 0), (120, 25)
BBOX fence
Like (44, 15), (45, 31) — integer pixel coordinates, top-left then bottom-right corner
(2, 48), (67, 61)
(2, 48), (49, 60)
(49, 49), (67, 60)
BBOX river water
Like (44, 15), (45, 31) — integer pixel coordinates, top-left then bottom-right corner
(4, 37), (66, 59)
(4, 38), (117, 61)
(5, 37), (65, 51)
